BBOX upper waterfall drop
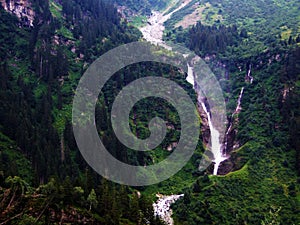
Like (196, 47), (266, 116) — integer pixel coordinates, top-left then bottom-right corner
(186, 63), (195, 88)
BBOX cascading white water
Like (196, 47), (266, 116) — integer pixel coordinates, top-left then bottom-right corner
(224, 87), (244, 153)
(236, 87), (244, 112)
(246, 64), (253, 84)
(186, 64), (227, 175)
(200, 102), (227, 175)
(153, 194), (184, 225)
(186, 63), (195, 88)
(139, 0), (193, 50)
(139, 1), (233, 221)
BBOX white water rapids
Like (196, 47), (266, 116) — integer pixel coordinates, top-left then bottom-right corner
(140, 0), (192, 49)
(153, 194), (184, 225)
(138, 2), (253, 221)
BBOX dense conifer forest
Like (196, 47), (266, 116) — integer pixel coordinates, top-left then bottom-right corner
(0, 0), (166, 223)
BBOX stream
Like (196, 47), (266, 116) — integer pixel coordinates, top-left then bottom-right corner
(138, 1), (225, 223)
(140, 1), (227, 176)
(153, 194), (184, 225)
(138, 0), (252, 221)
(140, 0), (192, 50)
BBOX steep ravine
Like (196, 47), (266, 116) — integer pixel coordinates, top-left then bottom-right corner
(138, 0), (229, 222)
(187, 64), (228, 175)
(139, 1), (223, 175)
(140, 0), (248, 222)
(218, 63), (253, 174)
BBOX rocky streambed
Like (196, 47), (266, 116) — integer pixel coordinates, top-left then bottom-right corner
(153, 194), (184, 225)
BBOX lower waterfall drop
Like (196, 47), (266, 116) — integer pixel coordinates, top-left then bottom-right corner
(187, 64), (227, 175)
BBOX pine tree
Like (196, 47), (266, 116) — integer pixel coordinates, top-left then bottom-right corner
(87, 188), (98, 211)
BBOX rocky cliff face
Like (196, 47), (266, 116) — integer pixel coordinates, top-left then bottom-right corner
(197, 103), (210, 147)
(0, 0), (35, 26)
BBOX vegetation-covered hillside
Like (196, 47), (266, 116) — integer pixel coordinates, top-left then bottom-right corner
(114, 0), (170, 15)
(155, 0), (300, 224)
(0, 0), (167, 224)
(0, 0), (299, 224)
(172, 46), (300, 224)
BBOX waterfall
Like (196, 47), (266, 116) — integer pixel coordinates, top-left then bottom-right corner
(186, 63), (195, 88)
(236, 87), (244, 113)
(246, 64), (253, 84)
(224, 87), (244, 152)
(199, 101), (227, 175)
(187, 64), (227, 175)
(139, 2), (228, 222)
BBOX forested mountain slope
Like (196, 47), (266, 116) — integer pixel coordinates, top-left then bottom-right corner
(0, 0), (138, 183)
(0, 0), (299, 224)
(146, 0), (300, 224)
(0, 0), (166, 224)
(120, 0), (300, 224)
